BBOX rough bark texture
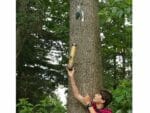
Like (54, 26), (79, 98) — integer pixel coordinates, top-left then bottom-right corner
(68, 0), (103, 113)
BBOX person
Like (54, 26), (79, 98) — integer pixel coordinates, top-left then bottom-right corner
(66, 67), (112, 113)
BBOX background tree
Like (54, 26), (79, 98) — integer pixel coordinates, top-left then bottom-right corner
(16, 0), (69, 104)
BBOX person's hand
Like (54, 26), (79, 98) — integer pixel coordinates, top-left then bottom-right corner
(66, 66), (75, 77)
(83, 94), (91, 105)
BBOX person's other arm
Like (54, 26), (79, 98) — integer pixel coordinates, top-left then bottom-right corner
(88, 107), (97, 113)
(84, 95), (97, 113)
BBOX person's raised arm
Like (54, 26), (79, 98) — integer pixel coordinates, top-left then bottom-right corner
(66, 67), (85, 105)
(66, 67), (97, 113)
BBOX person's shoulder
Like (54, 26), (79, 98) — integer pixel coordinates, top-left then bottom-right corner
(100, 108), (112, 113)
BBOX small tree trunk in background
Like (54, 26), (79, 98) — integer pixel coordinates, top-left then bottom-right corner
(122, 49), (126, 79)
(16, 0), (28, 58)
(113, 54), (117, 89)
(68, 0), (103, 113)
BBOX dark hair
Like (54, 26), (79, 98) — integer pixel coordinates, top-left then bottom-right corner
(100, 90), (112, 108)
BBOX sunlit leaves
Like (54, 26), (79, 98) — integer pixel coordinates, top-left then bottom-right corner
(17, 97), (66, 113)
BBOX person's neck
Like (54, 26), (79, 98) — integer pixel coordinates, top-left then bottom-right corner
(96, 103), (104, 110)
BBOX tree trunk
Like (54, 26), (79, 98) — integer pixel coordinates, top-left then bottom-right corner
(113, 54), (117, 89)
(122, 49), (126, 79)
(16, 0), (28, 58)
(68, 0), (102, 113)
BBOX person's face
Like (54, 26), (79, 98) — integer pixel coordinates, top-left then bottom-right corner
(93, 93), (105, 104)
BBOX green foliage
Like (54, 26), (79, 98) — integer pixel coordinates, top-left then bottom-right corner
(109, 80), (132, 113)
(17, 98), (34, 113)
(99, 0), (132, 89)
(17, 97), (66, 113)
(99, 0), (132, 112)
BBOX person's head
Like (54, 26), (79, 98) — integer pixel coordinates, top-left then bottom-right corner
(93, 90), (112, 108)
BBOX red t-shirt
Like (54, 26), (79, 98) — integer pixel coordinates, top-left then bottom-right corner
(91, 101), (112, 113)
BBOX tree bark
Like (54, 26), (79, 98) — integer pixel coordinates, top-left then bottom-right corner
(16, 0), (28, 58)
(68, 0), (102, 113)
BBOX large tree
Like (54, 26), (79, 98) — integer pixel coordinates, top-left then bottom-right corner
(68, 0), (103, 113)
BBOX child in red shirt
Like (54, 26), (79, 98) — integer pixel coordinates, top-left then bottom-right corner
(67, 67), (112, 113)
